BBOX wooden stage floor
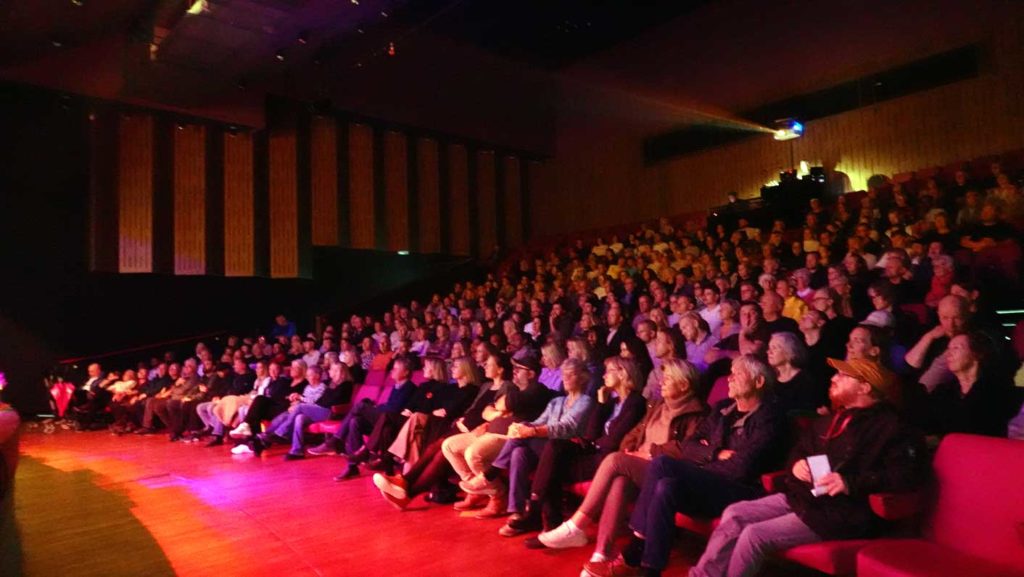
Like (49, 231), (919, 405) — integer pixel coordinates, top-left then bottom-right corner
(13, 429), (719, 577)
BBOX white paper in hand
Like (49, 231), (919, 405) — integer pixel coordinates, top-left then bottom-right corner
(807, 454), (832, 497)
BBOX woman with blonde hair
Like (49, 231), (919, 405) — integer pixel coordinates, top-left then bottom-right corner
(539, 341), (568, 393)
(498, 356), (649, 535)
(372, 355), (501, 508)
(531, 359), (707, 574)
(386, 356), (480, 468)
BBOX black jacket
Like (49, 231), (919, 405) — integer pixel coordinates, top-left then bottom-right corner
(586, 390), (648, 456)
(675, 398), (786, 486)
(785, 403), (927, 540)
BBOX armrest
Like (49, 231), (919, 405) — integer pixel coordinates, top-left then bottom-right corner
(330, 403), (351, 417)
(869, 492), (925, 521)
(761, 470), (788, 493)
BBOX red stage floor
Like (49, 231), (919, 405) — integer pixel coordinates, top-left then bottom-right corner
(18, 430), (718, 577)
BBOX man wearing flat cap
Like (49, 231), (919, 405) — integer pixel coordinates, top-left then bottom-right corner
(689, 358), (927, 577)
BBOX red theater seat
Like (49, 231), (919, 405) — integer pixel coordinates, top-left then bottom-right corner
(856, 434), (1024, 577)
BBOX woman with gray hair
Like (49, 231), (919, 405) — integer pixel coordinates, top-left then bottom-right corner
(767, 332), (825, 414)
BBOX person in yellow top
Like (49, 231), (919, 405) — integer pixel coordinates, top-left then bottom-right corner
(776, 276), (808, 322)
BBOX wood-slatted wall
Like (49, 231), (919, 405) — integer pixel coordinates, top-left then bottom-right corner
(93, 107), (539, 277)
(173, 125), (206, 275)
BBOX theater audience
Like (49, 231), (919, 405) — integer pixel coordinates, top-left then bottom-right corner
(688, 358), (926, 577)
(459, 358), (595, 536)
(619, 355), (785, 577)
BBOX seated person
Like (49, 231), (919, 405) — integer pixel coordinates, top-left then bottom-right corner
(617, 355), (786, 577)
(904, 295), (970, 396)
(148, 359), (202, 441)
(440, 352), (554, 517)
(915, 332), (1017, 439)
(767, 332), (826, 415)
(364, 357), (450, 474)
(197, 359), (256, 446)
(253, 364), (351, 459)
(321, 358), (417, 477)
(688, 358), (926, 577)
(228, 360), (290, 439)
(460, 358), (597, 537)
(532, 359), (705, 575)
(371, 354), (504, 509)
(71, 363), (118, 429)
(384, 355), (482, 469)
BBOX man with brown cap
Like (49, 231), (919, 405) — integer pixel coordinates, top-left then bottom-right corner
(688, 358), (926, 577)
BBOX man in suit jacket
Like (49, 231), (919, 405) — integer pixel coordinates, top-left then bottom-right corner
(604, 303), (635, 360)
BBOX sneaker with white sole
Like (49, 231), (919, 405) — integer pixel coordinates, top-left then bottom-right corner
(228, 423), (252, 438)
(231, 443), (254, 455)
(372, 473), (408, 500)
(537, 521), (589, 549)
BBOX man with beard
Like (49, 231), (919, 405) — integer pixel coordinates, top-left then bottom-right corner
(686, 358), (926, 577)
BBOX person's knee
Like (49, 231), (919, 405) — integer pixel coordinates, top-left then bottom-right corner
(737, 524), (768, 551)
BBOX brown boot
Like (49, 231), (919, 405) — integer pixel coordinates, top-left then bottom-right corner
(453, 493), (489, 511)
(474, 494), (509, 519)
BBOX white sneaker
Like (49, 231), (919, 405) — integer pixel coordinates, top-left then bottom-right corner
(537, 521), (588, 549)
(229, 423), (252, 438)
(231, 444), (253, 455)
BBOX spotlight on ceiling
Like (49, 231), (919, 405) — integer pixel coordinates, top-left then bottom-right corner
(380, 9), (389, 17)
(51, 38), (64, 48)
(297, 31), (309, 45)
(70, 0), (84, 6)
(387, 42), (396, 57)
(275, 50), (285, 62)
(773, 118), (804, 141)
(351, 0), (359, 4)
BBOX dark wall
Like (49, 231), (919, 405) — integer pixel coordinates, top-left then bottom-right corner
(0, 85), (472, 415)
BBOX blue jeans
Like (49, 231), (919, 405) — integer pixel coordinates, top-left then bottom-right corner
(630, 456), (760, 571)
(269, 403), (332, 454)
(491, 437), (548, 513)
(690, 492), (820, 577)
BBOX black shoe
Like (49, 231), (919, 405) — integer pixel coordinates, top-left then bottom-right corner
(169, 434), (182, 442)
(523, 537), (547, 549)
(252, 436), (265, 456)
(205, 435), (224, 447)
(507, 510), (543, 533)
(334, 464), (360, 481)
(622, 536), (645, 568)
(284, 452), (305, 461)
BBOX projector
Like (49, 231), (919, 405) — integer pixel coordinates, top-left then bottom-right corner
(773, 118), (804, 141)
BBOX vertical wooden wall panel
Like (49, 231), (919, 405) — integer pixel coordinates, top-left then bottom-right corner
(416, 138), (441, 253)
(173, 125), (206, 275)
(348, 123), (375, 250)
(118, 114), (154, 273)
(447, 144), (471, 256)
(502, 156), (523, 248)
(476, 151), (497, 258)
(268, 129), (298, 278)
(223, 132), (254, 277)
(310, 116), (339, 246)
(384, 131), (409, 251)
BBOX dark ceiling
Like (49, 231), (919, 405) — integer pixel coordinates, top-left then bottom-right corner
(397, 0), (710, 70)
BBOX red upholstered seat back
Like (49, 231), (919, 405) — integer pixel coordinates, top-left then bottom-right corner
(350, 369), (387, 405)
(706, 376), (730, 406)
(927, 433), (1024, 569)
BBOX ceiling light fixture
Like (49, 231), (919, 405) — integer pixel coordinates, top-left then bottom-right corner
(275, 50), (285, 61)
(297, 31), (309, 45)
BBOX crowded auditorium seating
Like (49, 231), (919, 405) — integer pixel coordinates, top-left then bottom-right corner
(53, 144), (1024, 577)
